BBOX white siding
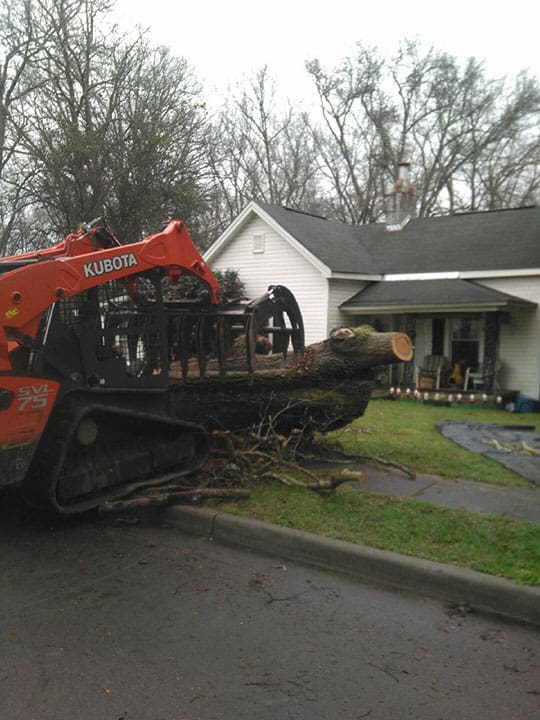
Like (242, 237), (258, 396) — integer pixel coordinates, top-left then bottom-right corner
(209, 208), (540, 397)
(209, 216), (328, 345)
(479, 277), (540, 398)
(327, 279), (367, 333)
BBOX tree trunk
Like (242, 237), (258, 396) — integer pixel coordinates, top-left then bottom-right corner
(168, 326), (412, 437)
(292, 326), (413, 376)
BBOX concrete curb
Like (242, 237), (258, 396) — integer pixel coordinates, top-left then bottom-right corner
(164, 506), (540, 628)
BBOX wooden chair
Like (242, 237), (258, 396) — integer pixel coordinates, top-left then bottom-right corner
(415, 355), (448, 390)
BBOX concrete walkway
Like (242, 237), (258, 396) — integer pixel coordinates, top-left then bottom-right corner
(356, 463), (540, 524)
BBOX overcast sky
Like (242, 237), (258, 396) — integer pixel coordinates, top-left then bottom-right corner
(114, 0), (539, 108)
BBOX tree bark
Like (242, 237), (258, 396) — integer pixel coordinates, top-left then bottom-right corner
(168, 326), (412, 437)
(292, 326), (413, 376)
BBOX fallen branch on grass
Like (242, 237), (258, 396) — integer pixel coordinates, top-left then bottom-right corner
(481, 438), (540, 457)
(99, 487), (251, 514)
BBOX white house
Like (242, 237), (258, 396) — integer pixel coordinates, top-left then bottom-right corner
(205, 197), (540, 399)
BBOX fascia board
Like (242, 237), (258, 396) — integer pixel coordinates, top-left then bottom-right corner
(385, 269), (540, 281)
(203, 201), (258, 262)
(384, 272), (461, 281)
(341, 303), (512, 314)
(254, 206), (333, 277)
(459, 268), (540, 279)
(330, 272), (383, 281)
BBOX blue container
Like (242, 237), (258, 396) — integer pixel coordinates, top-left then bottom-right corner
(514, 394), (537, 413)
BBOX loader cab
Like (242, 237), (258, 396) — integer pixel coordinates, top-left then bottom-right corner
(31, 269), (170, 389)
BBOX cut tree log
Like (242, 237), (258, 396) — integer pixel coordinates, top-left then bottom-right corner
(217, 324), (412, 376)
(168, 325), (413, 438)
(289, 325), (413, 376)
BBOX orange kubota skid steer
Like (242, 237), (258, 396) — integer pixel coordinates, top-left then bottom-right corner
(0, 219), (303, 513)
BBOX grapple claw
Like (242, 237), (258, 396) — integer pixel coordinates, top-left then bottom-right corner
(166, 285), (304, 379)
(243, 285), (304, 372)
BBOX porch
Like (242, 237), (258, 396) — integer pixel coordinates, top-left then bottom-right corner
(340, 278), (537, 396)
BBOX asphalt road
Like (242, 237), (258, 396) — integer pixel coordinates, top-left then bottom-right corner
(1, 494), (539, 720)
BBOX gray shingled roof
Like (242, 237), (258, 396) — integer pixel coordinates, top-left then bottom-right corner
(257, 203), (540, 275)
(341, 279), (537, 311)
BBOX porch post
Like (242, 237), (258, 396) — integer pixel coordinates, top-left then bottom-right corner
(483, 312), (500, 393)
(403, 314), (416, 387)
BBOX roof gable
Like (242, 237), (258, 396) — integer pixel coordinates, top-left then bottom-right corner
(204, 200), (332, 276)
(256, 203), (382, 275)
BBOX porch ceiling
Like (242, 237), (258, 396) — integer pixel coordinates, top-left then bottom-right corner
(340, 279), (537, 315)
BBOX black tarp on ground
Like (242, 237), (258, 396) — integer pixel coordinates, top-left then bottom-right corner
(437, 422), (540, 485)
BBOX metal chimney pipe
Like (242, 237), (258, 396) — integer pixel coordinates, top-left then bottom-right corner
(384, 162), (415, 231)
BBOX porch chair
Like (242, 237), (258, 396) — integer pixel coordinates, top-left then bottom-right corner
(464, 365), (484, 391)
(415, 355), (449, 390)
(464, 361), (502, 392)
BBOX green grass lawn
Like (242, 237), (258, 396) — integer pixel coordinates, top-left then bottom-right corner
(214, 398), (540, 585)
(325, 398), (540, 487)
(219, 482), (540, 585)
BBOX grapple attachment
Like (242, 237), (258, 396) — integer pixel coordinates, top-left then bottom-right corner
(167, 285), (305, 380)
(243, 285), (304, 374)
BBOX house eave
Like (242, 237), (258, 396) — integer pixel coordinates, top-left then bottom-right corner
(330, 268), (540, 282)
(330, 272), (383, 281)
(253, 205), (333, 277)
(459, 268), (540, 279)
(384, 268), (540, 281)
(341, 302), (529, 315)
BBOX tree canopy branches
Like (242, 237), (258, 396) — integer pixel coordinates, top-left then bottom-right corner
(306, 41), (540, 222)
(0, 1), (537, 254)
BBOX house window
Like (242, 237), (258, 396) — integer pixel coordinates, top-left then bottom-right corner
(450, 318), (481, 368)
(252, 234), (265, 253)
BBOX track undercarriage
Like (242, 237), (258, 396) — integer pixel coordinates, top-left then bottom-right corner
(19, 393), (210, 514)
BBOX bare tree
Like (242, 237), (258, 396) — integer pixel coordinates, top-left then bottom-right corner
(306, 48), (392, 223)
(207, 67), (324, 234)
(307, 40), (540, 222)
(100, 42), (213, 244)
(454, 71), (540, 210)
(0, 0), (52, 254)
